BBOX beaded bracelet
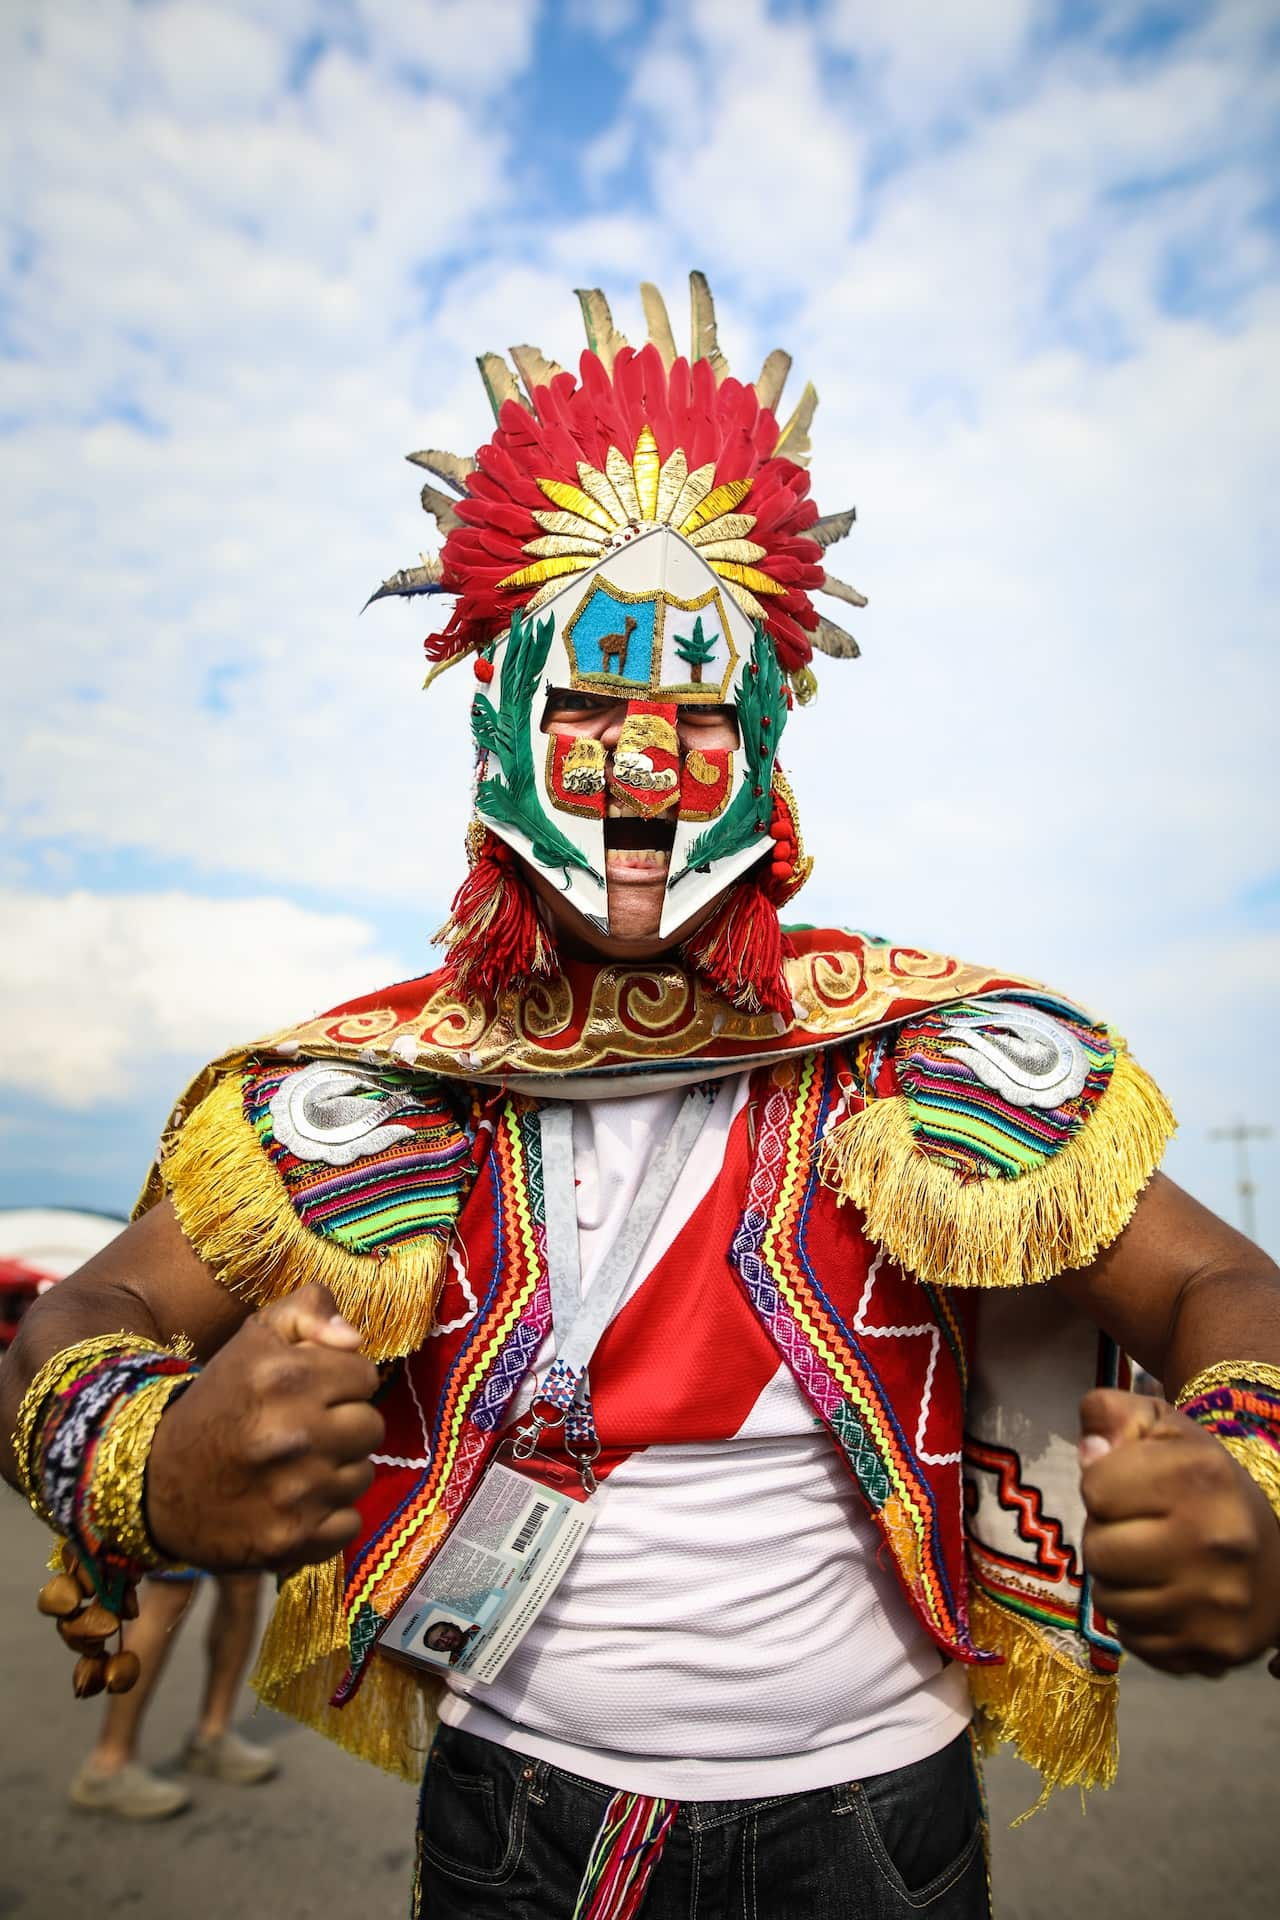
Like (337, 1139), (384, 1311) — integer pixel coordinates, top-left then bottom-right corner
(12, 1332), (163, 1521)
(13, 1331), (200, 1696)
(1175, 1359), (1280, 1527)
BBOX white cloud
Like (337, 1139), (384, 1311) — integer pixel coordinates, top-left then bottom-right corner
(605, 0), (867, 279)
(354, 0), (538, 92)
(0, 889), (408, 1108)
(823, 0), (1035, 133)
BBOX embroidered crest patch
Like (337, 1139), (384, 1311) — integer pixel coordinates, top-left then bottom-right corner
(890, 998), (1116, 1183)
(243, 1058), (473, 1254)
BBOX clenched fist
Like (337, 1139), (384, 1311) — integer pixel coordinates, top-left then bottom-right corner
(1079, 1387), (1280, 1675)
(145, 1285), (384, 1573)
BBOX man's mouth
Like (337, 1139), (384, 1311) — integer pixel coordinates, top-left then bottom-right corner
(603, 813), (676, 878)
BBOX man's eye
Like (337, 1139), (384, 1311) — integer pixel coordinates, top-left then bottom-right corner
(550, 694), (602, 714)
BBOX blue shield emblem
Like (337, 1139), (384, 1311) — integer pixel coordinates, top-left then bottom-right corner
(564, 584), (657, 686)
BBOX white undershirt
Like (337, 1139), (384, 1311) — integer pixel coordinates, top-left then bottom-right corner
(440, 1078), (971, 1797)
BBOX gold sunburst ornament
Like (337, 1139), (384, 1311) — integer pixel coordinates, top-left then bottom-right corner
(499, 430), (782, 622)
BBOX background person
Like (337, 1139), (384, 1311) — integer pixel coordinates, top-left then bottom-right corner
(70, 1570), (278, 1818)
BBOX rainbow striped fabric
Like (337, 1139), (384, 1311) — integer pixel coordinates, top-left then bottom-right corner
(241, 1058), (473, 1254)
(889, 997), (1115, 1182)
(573, 1792), (679, 1920)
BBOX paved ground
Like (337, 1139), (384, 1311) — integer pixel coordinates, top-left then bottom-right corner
(2, 1497), (1277, 1919)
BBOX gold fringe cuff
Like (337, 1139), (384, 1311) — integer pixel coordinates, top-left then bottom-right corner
(1215, 1434), (1280, 1526)
(160, 1073), (448, 1361)
(967, 1586), (1119, 1814)
(818, 1050), (1175, 1287)
(1175, 1359), (1280, 1404)
(86, 1374), (192, 1567)
(250, 1557), (439, 1781)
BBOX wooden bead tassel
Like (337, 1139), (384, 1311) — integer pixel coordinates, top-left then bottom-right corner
(36, 1572), (82, 1618)
(37, 1548), (140, 1697)
(72, 1654), (108, 1699)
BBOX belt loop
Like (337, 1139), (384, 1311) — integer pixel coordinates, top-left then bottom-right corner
(831, 1779), (859, 1817)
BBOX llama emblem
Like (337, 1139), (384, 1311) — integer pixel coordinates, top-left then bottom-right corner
(598, 614), (637, 676)
(561, 573), (737, 699)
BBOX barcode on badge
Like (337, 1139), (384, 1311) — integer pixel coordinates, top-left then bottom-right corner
(511, 1502), (549, 1554)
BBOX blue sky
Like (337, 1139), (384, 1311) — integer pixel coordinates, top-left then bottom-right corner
(1, 0), (1277, 1248)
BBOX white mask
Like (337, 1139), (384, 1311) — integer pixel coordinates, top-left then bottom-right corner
(470, 526), (790, 939)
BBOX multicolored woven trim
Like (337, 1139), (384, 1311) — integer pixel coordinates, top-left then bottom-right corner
(730, 1050), (972, 1657)
(243, 1058), (472, 1255)
(333, 1098), (553, 1695)
(572, 1791), (678, 1920)
(1176, 1360), (1280, 1525)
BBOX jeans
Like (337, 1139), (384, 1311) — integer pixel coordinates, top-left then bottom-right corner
(412, 1723), (990, 1919)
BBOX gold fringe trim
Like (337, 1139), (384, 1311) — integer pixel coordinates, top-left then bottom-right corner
(1175, 1358), (1280, 1403)
(968, 1585), (1119, 1816)
(250, 1557), (439, 1781)
(160, 1073), (448, 1360)
(252, 1554), (347, 1681)
(818, 1050), (1175, 1287)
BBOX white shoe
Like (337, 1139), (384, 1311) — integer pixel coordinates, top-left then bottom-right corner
(182, 1729), (279, 1785)
(69, 1760), (190, 1820)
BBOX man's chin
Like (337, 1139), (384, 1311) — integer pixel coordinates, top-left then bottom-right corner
(603, 866), (670, 943)
(523, 858), (717, 962)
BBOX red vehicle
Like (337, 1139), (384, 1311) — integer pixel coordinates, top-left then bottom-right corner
(0, 1256), (53, 1347)
(0, 1209), (126, 1346)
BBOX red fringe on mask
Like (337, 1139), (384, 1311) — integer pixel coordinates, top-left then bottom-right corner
(435, 830), (557, 1000)
(684, 873), (794, 1017)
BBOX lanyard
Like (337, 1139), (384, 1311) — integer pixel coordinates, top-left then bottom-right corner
(513, 1084), (716, 1488)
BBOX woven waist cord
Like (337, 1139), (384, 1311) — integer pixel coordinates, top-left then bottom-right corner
(572, 1791), (679, 1920)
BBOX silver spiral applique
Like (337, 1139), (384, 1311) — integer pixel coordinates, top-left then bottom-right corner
(268, 1061), (417, 1166)
(943, 1004), (1090, 1111)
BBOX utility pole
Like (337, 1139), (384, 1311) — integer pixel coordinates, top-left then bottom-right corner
(1209, 1123), (1272, 1242)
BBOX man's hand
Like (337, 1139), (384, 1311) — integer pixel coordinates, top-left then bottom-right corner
(145, 1284), (384, 1573)
(1079, 1387), (1280, 1675)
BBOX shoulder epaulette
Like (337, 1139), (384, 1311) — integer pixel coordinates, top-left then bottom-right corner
(148, 1053), (478, 1358)
(819, 994), (1175, 1287)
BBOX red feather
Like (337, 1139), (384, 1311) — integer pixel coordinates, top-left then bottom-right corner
(438, 347), (840, 668)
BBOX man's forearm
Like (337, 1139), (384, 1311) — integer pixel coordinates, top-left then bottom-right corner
(1053, 1172), (1280, 1387)
(1161, 1263), (1280, 1398)
(0, 1200), (250, 1493)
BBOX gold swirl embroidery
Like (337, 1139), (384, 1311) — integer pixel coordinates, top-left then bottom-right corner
(278, 948), (1042, 1076)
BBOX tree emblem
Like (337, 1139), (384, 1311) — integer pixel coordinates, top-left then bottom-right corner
(673, 614), (718, 685)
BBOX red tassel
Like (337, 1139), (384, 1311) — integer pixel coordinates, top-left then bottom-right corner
(435, 829), (557, 1000)
(683, 874), (792, 1017)
(683, 776), (813, 1015)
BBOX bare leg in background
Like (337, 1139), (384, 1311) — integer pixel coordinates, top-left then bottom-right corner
(195, 1573), (263, 1741)
(88, 1576), (196, 1773)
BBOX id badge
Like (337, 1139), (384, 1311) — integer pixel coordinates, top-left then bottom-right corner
(375, 1447), (599, 1689)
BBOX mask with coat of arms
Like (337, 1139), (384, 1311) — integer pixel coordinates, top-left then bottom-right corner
(370, 275), (865, 1013)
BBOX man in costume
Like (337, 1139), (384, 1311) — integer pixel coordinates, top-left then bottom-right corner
(5, 276), (1280, 1920)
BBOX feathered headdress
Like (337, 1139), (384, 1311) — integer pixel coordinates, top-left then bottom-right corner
(371, 273), (863, 705)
